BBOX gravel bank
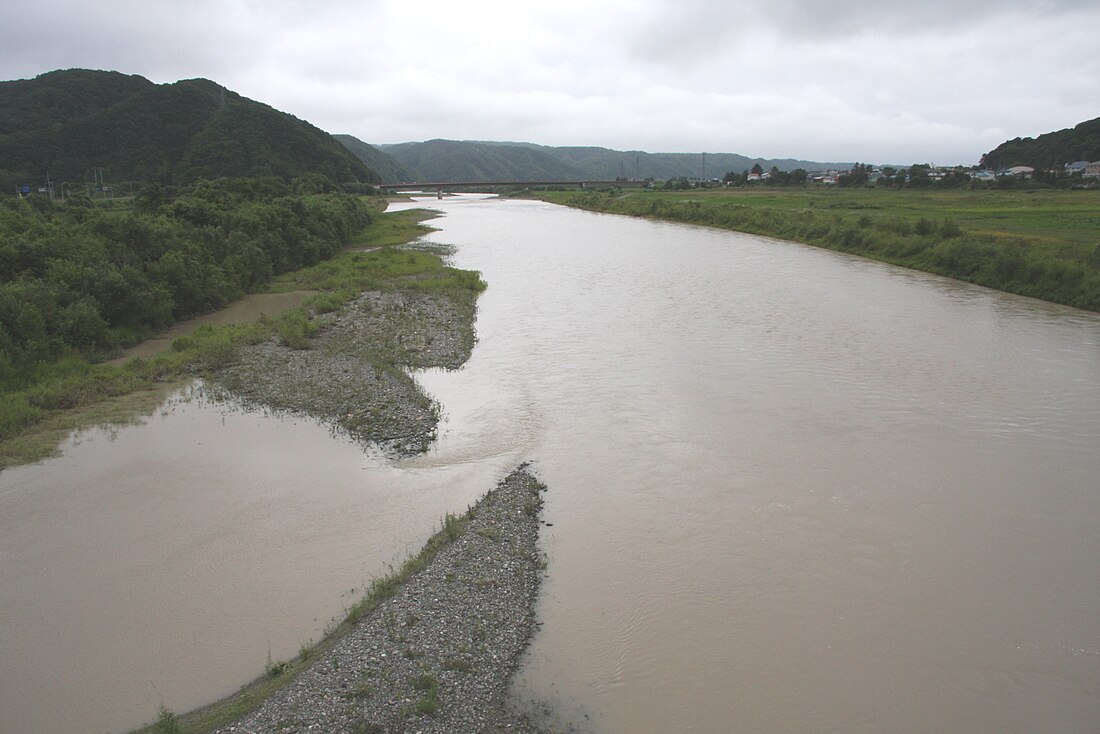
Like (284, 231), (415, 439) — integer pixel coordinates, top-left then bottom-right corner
(199, 261), (555, 732)
(215, 465), (549, 734)
(216, 288), (477, 455)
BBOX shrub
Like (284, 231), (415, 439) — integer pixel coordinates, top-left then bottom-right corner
(273, 311), (317, 350)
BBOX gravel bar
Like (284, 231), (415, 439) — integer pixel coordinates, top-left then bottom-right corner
(215, 465), (549, 734)
(216, 288), (477, 456)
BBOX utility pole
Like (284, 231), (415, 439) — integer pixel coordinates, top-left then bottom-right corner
(702, 152), (706, 182)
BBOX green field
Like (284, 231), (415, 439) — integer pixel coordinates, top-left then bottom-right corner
(637, 187), (1100, 248)
(538, 187), (1100, 310)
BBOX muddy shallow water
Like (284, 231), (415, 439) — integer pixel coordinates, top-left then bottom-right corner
(106, 290), (315, 364)
(0, 383), (520, 733)
(3, 196), (1099, 733)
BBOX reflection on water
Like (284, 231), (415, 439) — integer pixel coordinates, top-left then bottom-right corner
(3, 196), (1100, 733)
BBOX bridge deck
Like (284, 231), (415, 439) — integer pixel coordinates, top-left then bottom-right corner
(377, 180), (648, 190)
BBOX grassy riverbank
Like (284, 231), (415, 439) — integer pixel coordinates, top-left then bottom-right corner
(0, 205), (451, 469)
(537, 188), (1100, 311)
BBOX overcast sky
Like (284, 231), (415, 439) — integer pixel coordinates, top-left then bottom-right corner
(2, 0), (1097, 165)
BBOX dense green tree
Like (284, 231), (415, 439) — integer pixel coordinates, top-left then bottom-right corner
(0, 178), (372, 377)
(839, 163), (870, 188)
(908, 164), (932, 187)
(980, 117), (1100, 170)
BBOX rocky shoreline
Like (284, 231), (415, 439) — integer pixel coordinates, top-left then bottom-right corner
(213, 465), (549, 734)
(216, 286), (478, 456)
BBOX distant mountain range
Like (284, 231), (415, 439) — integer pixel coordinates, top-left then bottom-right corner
(343, 138), (852, 183)
(980, 117), (1100, 170)
(0, 69), (378, 191)
(11, 68), (1094, 194)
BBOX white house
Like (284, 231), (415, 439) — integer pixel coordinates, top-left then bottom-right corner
(1085, 161), (1100, 178)
(1065, 160), (1090, 174)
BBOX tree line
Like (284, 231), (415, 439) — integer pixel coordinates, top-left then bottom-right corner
(0, 176), (372, 389)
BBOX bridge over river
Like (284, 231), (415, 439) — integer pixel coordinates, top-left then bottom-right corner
(377, 179), (650, 192)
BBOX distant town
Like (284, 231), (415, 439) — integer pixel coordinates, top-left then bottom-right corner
(713, 159), (1100, 188)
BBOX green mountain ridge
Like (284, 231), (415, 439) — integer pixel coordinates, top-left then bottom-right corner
(0, 69), (378, 191)
(979, 117), (1100, 170)
(375, 139), (854, 182)
(332, 134), (410, 183)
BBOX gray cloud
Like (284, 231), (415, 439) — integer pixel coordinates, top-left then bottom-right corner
(2, 0), (1097, 164)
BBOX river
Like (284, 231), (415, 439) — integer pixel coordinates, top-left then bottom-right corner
(2, 195), (1098, 733)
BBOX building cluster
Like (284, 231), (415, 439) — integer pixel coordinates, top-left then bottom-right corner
(971, 161), (1100, 181)
(1064, 160), (1100, 177)
(736, 161), (1100, 186)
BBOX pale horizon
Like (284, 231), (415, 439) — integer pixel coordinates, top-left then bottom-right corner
(3, 0), (1098, 167)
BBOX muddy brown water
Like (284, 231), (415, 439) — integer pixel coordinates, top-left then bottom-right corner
(2, 196), (1099, 733)
(105, 291), (316, 365)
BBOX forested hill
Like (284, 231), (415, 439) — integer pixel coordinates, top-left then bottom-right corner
(333, 134), (410, 183)
(0, 69), (378, 191)
(378, 139), (851, 182)
(980, 117), (1100, 170)
(380, 140), (582, 182)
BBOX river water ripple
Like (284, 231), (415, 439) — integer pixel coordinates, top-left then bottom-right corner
(2, 195), (1098, 733)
